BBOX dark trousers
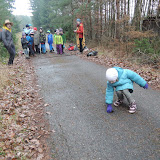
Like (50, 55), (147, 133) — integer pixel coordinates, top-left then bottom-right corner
(28, 45), (34, 56)
(32, 42), (35, 53)
(62, 44), (64, 53)
(7, 44), (16, 65)
(35, 45), (40, 54)
(79, 38), (83, 53)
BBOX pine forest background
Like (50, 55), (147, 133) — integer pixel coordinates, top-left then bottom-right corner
(30, 0), (160, 66)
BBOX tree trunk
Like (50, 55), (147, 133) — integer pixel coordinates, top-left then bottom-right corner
(100, 0), (103, 37)
(116, 0), (120, 39)
(157, 0), (160, 16)
(132, 0), (142, 31)
(88, 0), (92, 39)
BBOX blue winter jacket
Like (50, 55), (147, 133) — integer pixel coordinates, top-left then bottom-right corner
(26, 36), (34, 45)
(30, 37), (34, 45)
(105, 67), (147, 104)
(48, 34), (53, 44)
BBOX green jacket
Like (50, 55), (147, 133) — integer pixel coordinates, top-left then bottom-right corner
(53, 34), (56, 40)
(40, 32), (46, 43)
(60, 34), (66, 44)
(54, 35), (63, 45)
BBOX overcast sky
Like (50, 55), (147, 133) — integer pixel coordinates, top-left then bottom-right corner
(12, 0), (32, 16)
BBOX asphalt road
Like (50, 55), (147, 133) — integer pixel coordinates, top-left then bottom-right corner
(33, 53), (160, 160)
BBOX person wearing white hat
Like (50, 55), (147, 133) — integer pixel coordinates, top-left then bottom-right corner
(2, 20), (15, 65)
(105, 67), (148, 114)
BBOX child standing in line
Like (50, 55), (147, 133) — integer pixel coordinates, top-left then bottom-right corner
(26, 32), (35, 56)
(47, 30), (54, 53)
(21, 33), (29, 59)
(21, 32), (29, 59)
(59, 28), (66, 54)
(39, 27), (46, 54)
(24, 24), (31, 35)
(33, 27), (40, 54)
(54, 30), (63, 55)
(105, 67), (148, 114)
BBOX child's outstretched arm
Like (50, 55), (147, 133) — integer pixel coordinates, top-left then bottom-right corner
(105, 82), (114, 104)
(126, 69), (148, 88)
(105, 82), (114, 113)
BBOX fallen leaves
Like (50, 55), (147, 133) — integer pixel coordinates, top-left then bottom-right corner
(0, 54), (50, 159)
(44, 103), (49, 107)
(46, 112), (51, 115)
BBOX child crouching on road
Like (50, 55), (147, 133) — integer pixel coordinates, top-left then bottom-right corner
(105, 67), (148, 114)
(54, 30), (63, 55)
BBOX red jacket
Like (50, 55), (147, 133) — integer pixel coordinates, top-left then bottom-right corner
(76, 23), (83, 38)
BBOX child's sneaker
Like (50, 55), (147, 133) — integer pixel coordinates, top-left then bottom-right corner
(129, 101), (137, 114)
(114, 100), (123, 107)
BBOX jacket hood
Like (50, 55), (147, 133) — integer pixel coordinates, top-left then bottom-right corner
(113, 67), (124, 79)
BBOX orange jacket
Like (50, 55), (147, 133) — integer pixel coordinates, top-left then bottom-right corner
(76, 23), (83, 38)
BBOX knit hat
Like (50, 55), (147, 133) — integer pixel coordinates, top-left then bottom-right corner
(47, 30), (50, 33)
(33, 27), (37, 31)
(77, 19), (81, 22)
(26, 24), (29, 27)
(106, 68), (118, 82)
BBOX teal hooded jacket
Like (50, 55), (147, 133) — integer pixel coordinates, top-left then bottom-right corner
(105, 67), (147, 104)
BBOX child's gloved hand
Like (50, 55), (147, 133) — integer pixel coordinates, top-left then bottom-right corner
(143, 83), (148, 89)
(107, 104), (113, 113)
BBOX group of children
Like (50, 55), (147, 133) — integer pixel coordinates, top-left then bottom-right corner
(21, 24), (66, 59)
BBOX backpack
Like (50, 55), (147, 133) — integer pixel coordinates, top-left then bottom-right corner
(68, 46), (74, 51)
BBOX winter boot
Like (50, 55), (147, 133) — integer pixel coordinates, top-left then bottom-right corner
(129, 101), (137, 114)
(114, 99), (123, 107)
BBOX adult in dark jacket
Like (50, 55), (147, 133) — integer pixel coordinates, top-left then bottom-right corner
(2, 20), (16, 65)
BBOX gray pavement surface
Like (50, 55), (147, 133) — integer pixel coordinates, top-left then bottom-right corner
(33, 53), (160, 160)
